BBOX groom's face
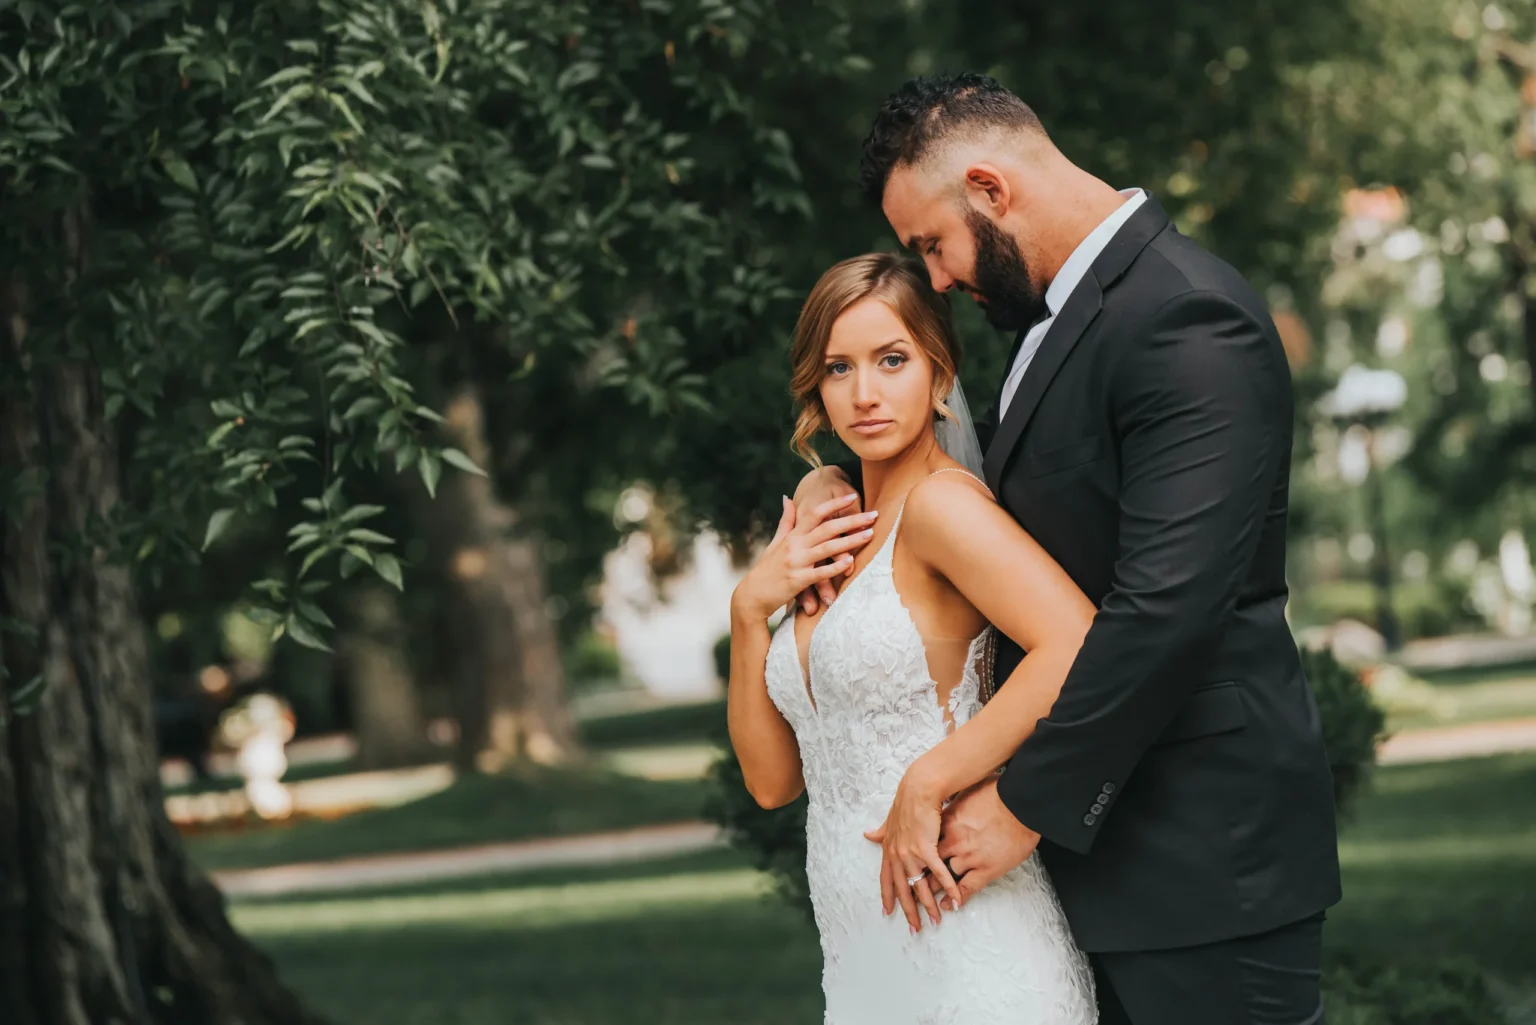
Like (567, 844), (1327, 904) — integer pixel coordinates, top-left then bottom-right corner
(883, 167), (1046, 332)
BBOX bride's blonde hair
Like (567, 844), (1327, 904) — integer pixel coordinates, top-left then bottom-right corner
(789, 253), (961, 466)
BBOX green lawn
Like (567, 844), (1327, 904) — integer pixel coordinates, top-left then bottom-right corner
(188, 766), (712, 872)
(237, 850), (824, 1025)
(1329, 753), (1536, 979)
(231, 753), (1536, 1024)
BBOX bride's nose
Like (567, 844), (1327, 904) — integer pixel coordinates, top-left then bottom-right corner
(852, 370), (879, 408)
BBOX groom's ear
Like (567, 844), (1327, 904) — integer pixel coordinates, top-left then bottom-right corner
(964, 163), (1011, 215)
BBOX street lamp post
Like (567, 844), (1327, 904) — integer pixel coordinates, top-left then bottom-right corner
(1321, 364), (1409, 652)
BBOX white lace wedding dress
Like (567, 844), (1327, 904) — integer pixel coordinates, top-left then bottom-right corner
(764, 476), (1097, 1025)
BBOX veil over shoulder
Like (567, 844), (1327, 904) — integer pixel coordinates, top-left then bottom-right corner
(935, 379), (985, 478)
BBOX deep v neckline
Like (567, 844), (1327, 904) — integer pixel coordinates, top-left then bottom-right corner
(792, 524), (898, 714)
(790, 466), (989, 716)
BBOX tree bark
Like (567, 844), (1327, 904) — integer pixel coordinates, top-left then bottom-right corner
(337, 583), (430, 770)
(0, 280), (325, 1025)
(414, 384), (579, 772)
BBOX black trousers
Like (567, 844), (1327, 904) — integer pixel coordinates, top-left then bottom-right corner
(1090, 913), (1326, 1025)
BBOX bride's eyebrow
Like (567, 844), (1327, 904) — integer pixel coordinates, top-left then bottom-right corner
(823, 339), (910, 362)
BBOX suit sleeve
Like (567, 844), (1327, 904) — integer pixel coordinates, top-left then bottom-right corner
(996, 289), (1289, 854)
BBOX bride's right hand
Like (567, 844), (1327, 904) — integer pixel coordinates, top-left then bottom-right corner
(730, 494), (879, 622)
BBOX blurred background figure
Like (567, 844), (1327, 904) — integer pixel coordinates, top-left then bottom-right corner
(220, 693), (299, 821)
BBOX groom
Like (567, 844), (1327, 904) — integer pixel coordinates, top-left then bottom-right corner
(793, 74), (1341, 1024)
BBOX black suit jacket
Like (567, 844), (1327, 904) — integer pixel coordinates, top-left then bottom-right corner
(848, 197), (1341, 954)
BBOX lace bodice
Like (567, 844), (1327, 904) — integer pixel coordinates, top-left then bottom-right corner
(764, 471), (1096, 1024)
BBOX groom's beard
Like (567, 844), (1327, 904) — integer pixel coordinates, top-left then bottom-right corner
(964, 209), (1046, 332)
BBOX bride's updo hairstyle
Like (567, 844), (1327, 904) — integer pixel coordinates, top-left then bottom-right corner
(789, 253), (961, 465)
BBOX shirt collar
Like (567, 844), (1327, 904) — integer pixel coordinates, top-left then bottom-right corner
(1042, 188), (1147, 316)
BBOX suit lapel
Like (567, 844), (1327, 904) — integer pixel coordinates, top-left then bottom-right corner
(981, 195), (1172, 492)
(982, 275), (1103, 491)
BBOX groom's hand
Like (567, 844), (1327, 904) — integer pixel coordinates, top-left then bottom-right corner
(937, 777), (1041, 909)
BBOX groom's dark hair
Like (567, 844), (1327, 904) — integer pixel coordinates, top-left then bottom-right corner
(860, 73), (1046, 205)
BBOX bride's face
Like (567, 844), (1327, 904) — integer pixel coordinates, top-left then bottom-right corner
(819, 298), (936, 462)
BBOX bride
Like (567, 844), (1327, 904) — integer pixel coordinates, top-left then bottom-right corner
(727, 253), (1098, 1024)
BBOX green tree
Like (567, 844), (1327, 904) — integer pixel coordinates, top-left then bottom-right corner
(0, 1), (855, 1021)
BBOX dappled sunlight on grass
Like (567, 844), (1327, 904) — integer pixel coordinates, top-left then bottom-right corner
(1329, 753), (1536, 980)
(248, 852), (823, 1025)
(189, 766), (710, 871)
(234, 866), (769, 937)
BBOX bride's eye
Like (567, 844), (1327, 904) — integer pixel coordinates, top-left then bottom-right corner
(879, 353), (907, 369)
(825, 361), (851, 377)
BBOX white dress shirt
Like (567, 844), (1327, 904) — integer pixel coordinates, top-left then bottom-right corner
(997, 188), (1147, 417)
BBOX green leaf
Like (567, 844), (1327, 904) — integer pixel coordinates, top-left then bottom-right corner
(299, 544), (329, 578)
(340, 76), (381, 109)
(259, 66), (313, 89)
(373, 552), (404, 590)
(418, 450), (442, 498)
(326, 91), (366, 134)
(210, 399), (243, 419)
(261, 82), (315, 123)
(339, 504), (386, 524)
(243, 606), (283, 627)
(295, 599), (335, 630)
(441, 447), (487, 477)
(202, 509), (235, 551)
(284, 613), (332, 652)
(348, 319), (393, 348)
(8, 673), (46, 714)
(345, 528), (394, 545)
(345, 396), (384, 420)
(163, 156), (198, 192)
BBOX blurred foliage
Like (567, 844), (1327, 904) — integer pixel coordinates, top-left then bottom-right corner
(11, 0), (1536, 709)
(1324, 956), (1506, 1025)
(565, 629), (623, 694)
(1301, 645), (1391, 813)
(0, 0), (861, 705)
(1290, 0), (1536, 630)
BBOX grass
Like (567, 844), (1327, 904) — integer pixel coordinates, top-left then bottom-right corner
(577, 699), (725, 750)
(231, 752), (1536, 1024)
(1328, 752), (1536, 980)
(188, 766), (712, 872)
(1384, 673), (1536, 732)
(239, 850), (823, 1025)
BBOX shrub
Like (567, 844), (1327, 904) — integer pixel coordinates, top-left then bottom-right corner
(713, 633), (732, 686)
(1301, 645), (1389, 816)
(1324, 956), (1506, 1025)
(566, 630), (623, 694)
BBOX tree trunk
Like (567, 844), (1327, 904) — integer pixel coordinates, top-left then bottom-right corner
(0, 280), (325, 1025)
(337, 583), (430, 770)
(414, 384), (579, 772)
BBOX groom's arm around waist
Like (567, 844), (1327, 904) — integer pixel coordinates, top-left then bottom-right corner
(997, 288), (1289, 855)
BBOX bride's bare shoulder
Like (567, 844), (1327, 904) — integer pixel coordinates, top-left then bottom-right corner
(900, 471), (1001, 552)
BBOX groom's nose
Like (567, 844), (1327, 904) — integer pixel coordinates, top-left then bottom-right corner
(923, 256), (955, 294)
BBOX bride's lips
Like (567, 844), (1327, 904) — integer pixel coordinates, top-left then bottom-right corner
(849, 419), (893, 436)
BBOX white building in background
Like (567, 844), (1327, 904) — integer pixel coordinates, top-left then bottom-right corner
(598, 527), (743, 701)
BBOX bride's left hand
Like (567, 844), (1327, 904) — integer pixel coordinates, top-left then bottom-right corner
(864, 764), (961, 933)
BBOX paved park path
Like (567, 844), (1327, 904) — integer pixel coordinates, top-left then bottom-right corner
(210, 715), (1536, 900)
